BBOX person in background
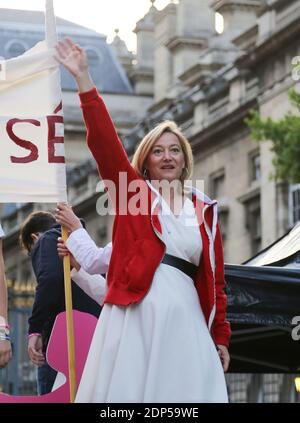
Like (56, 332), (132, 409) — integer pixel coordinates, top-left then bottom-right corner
(19, 211), (103, 395)
(0, 223), (12, 369)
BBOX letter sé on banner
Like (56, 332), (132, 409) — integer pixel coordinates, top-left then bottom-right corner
(5, 114), (65, 164)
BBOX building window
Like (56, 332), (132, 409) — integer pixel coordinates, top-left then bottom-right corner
(5, 212), (18, 232)
(279, 375), (298, 403)
(246, 199), (262, 255)
(249, 150), (261, 183)
(289, 184), (300, 226)
(210, 169), (225, 200)
(218, 211), (228, 240)
(263, 374), (283, 403)
(6, 267), (17, 284)
(74, 177), (89, 198)
(239, 190), (261, 256)
(5, 40), (28, 59)
(226, 374), (251, 403)
(247, 374), (263, 403)
(210, 169), (228, 250)
(3, 203), (23, 217)
(3, 204), (18, 217)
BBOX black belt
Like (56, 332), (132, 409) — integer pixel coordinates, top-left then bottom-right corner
(161, 253), (198, 281)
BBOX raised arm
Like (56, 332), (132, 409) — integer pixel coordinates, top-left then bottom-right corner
(55, 38), (137, 190)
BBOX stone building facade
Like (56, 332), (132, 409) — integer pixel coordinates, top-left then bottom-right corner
(0, 0), (299, 401)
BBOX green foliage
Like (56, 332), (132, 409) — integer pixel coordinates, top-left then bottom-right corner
(245, 89), (300, 183)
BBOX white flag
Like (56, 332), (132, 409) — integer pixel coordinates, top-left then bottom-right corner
(0, 0), (67, 203)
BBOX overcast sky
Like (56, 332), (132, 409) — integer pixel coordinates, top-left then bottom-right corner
(0, 1), (222, 52)
(0, 0), (174, 52)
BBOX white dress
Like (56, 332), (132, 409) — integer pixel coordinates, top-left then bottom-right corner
(75, 198), (228, 403)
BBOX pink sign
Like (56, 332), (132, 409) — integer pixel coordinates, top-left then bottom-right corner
(0, 310), (97, 403)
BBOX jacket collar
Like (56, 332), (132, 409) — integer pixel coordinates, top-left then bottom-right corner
(146, 180), (217, 208)
(191, 186), (217, 207)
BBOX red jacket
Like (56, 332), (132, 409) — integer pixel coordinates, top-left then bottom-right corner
(79, 88), (231, 347)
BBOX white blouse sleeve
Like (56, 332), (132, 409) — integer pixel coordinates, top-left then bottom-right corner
(71, 267), (107, 306)
(0, 224), (4, 239)
(66, 228), (112, 275)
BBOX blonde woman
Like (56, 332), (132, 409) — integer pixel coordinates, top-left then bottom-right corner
(55, 38), (231, 403)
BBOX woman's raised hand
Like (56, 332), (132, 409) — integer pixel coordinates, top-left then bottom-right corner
(55, 37), (88, 78)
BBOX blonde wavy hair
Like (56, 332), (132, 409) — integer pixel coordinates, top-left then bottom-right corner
(131, 121), (193, 181)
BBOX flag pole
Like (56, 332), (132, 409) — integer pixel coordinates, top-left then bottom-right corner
(45, 0), (77, 402)
(61, 225), (77, 403)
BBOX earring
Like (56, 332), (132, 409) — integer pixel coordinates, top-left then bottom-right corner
(143, 169), (148, 179)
